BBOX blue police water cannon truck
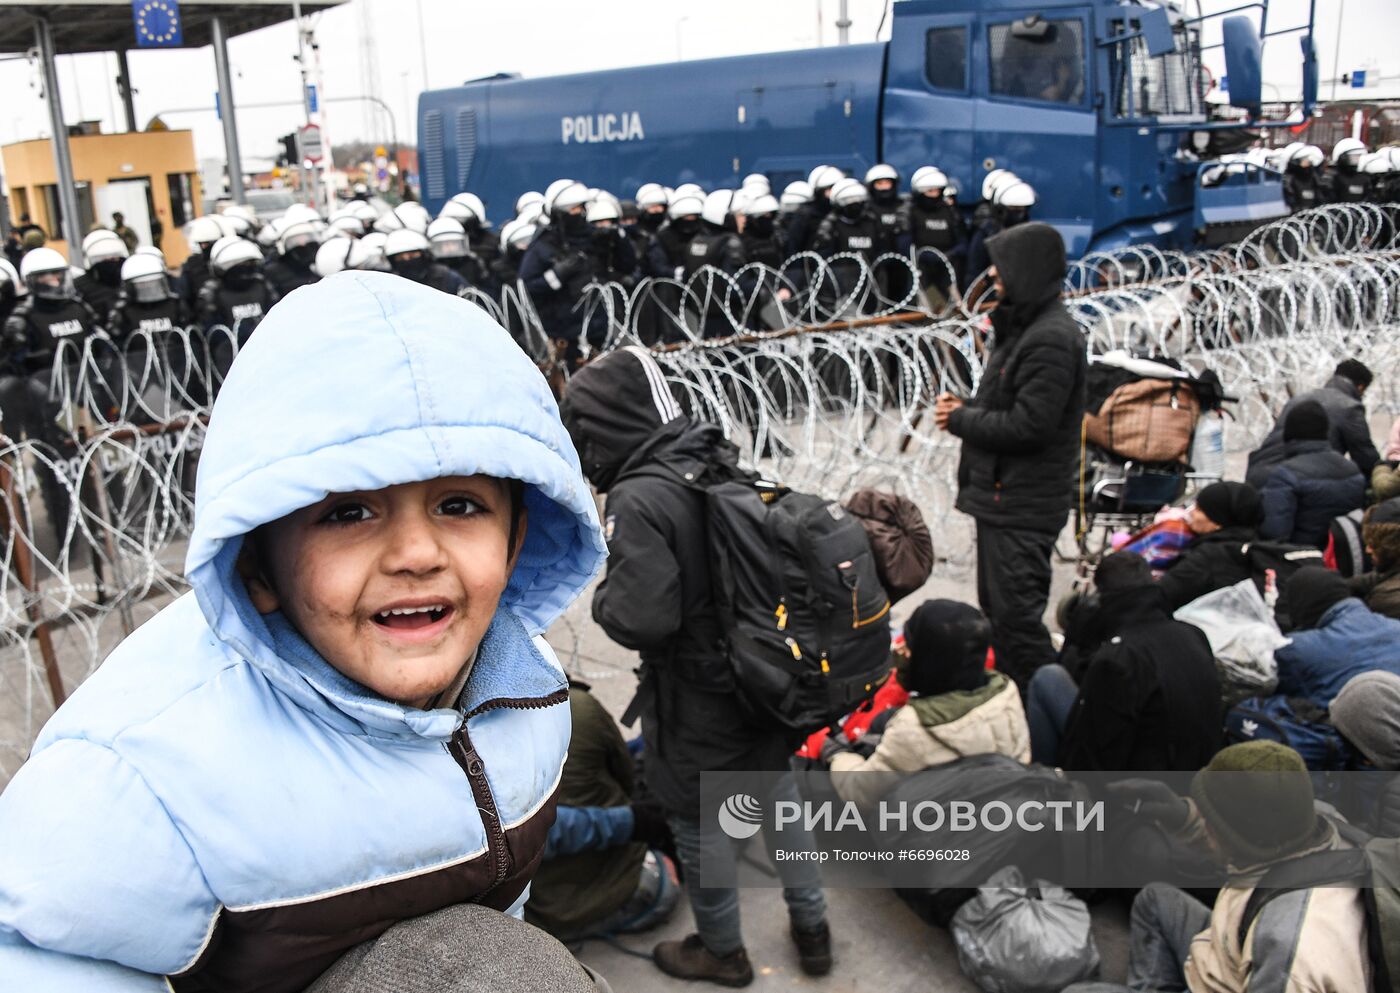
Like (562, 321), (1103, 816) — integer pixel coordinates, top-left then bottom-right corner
(418, 0), (1318, 258)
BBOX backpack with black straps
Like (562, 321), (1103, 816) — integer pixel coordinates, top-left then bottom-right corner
(704, 479), (893, 735)
(1225, 695), (1356, 772)
(1236, 820), (1400, 992)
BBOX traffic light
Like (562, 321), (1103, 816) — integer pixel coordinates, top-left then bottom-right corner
(277, 133), (298, 167)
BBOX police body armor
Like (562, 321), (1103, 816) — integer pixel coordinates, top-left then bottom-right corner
(3, 297), (100, 375)
(1331, 169), (1369, 204)
(201, 278), (273, 343)
(75, 270), (122, 323)
(110, 297), (187, 339)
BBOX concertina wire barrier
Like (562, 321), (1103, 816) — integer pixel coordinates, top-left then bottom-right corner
(2, 202), (1399, 776)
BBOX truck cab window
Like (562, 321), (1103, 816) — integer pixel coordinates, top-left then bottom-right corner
(989, 18), (1085, 105)
(925, 27), (968, 92)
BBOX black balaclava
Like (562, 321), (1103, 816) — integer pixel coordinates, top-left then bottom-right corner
(903, 599), (992, 697)
(286, 243), (318, 271)
(390, 252), (432, 282)
(913, 191), (945, 214)
(639, 209), (666, 232)
(747, 214), (776, 238)
(838, 200), (867, 222)
(1285, 566), (1351, 630)
(590, 224), (617, 249)
(1195, 480), (1264, 530)
(870, 183), (900, 207)
(560, 346), (683, 493)
(223, 262), (260, 290)
(93, 258), (124, 286)
(671, 216), (701, 239)
(984, 222), (1066, 339)
(554, 208), (589, 242)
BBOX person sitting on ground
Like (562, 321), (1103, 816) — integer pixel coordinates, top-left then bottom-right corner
(825, 600), (1028, 809)
(1330, 670), (1400, 836)
(1156, 481), (1263, 611)
(1245, 359), (1379, 488)
(0, 273), (607, 989)
(1027, 551), (1222, 771)
(1067, 741), (1371, 993)
(1258, 399), (1365, 548)
(1349, 498), (1400, 620)
(1273, 566), (1400, 706)
(526, 680), (679, 942)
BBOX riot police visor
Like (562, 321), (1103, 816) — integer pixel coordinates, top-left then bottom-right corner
(129, 274), (171, 304)
(28, 270), (75, 302)
(429, 237), (469, 260)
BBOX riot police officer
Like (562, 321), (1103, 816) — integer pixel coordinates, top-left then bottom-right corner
(442, 194), (499, 272)
(196, 236), (278, 342)
(384, 229), (468, 295)
(263, 219), (322, 298)
(426, 217), (486, 289)
(0, 258), (21, 330)
(865, 164), (911, 304)
(813, 178), (892, 310)
(178, 216), (225, 312)
(786, 165), (843, 254)
(3, 247), (103, 377)
(907, 165), (968, 310)
(1327, 138), (1369, 203)
(107, 252), (189, 340)
(645, 192), (704, 279)
(1280, 144), (1325, 212)
(74, 229), (129, 322)
(490, 218), (539, 291)
(519, 182), (597, 365)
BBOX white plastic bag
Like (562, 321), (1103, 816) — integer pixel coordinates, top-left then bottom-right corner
(1174, 578), (1288, 699)
(951, 866), (1100, 993)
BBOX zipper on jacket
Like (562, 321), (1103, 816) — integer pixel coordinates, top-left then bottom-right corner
(445, 690), (567, 892)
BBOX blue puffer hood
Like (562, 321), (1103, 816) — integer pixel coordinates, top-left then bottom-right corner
(184, 271), (605, 736)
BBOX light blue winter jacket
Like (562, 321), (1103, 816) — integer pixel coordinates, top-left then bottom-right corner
(0, 272), (606, 991)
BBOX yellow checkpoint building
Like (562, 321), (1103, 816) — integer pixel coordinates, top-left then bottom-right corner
(3, 126), (202, 266)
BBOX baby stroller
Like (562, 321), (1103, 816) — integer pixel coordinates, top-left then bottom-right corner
(1072, 351), (1228, 565)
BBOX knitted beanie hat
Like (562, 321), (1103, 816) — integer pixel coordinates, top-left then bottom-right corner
(1331, 671), (1400, 771)
(1191, 741), (1317, 866)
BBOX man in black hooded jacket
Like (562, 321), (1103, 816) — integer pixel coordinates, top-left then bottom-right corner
(1028, 552), (1222, 772)
(935, 223), (1087, 690)
(560, 346), (831, 987)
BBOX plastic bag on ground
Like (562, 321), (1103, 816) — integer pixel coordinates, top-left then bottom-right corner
(950, 865), (1100, 993)
(1173, 578), (1287, 702)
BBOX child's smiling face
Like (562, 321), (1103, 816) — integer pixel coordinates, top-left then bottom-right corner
(239, 475), (525, 709)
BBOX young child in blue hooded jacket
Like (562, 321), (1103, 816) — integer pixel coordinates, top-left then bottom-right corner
(0, 272), (606, 992)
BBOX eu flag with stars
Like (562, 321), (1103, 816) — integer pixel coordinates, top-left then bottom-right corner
(132, 0), (183, 48)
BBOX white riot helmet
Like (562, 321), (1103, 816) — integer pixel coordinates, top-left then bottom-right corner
(426, 217), (470, 260)
(21, 246), (76, 301)
(1300, 145), (1326, 168)
(543, 178), (578, 211)
(187, 216), (224, 251)
(515, 191), (545, 215)
(328, 216), (364, 239)
(549, 182), (591, 221)
(672, 182), (704, 202)
(864, 163), (899, 186)
(701, 190), (737, 227)
(499, 217), (539, 252)
(994, 181), (1037, 211)
(438, 199), (481, 226)
(1360, 152), (1392, 175)
(314, 237), (355, 277)
(0, 257), (24, 299)
(349, 232), (390, 272)
(809, 165), (845, 194)
(830, 177), (869, 207)
(635, 183), (667, 209)
(349, 201), (380, 228)
(1331, 137), (1366, 168)
(781, 180), (813, 211)
(516, 201), (546, 227)
(82, 229), (129, 267)
(120, 252), (172, 303)
(384, 228), (432, 259)
(911, 166), (949, 194)
(282, 203), (321, 226)
(982, 169), (1019, 202)
(740, 193), (779, 217)
(221, 211), (255, 237)
(667, 192), (705, 220)
(586, 198), (621, 224)
(741, 173), (770, 194)
(372, 209), (405, 235)
(392, 201), (431, 234)
(277, 220), (321, 257)
(257, 220), (283, 250)
(209, 236), (264, 276)
(135, 244), (166, 263)
(449, 192), (486, 222)
(224, 203), (259, 231)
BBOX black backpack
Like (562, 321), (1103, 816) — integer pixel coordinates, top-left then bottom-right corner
(1236, 819), (1400, 992)
(1240, 540), (1325, 629)
(704, 479), (893, 735)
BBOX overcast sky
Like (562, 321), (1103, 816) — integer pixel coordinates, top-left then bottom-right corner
(0, 0), (1395, 167)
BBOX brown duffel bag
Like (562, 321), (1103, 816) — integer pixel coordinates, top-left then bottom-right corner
(1084, 378), (1199, 464)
